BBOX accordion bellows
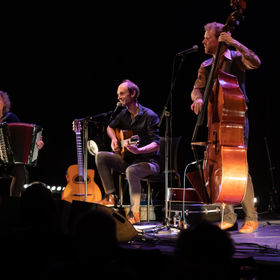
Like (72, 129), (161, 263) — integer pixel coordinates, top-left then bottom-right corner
(0, 122), (42, 166)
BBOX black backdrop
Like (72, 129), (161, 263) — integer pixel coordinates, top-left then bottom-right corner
(0, 2), (278, 210)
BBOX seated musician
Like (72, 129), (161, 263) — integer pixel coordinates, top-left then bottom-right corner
(0, 90), (44, 197)
(190, 22), (261, 233)
(95, 79), (160, 224)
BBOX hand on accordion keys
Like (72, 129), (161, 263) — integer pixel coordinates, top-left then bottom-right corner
(36, 136), (44, 150)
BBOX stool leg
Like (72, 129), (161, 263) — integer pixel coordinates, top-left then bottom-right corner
(147, 181), (151, 222)
(118, 175), (123, 206)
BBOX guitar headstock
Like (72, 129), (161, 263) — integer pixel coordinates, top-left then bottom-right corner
(74, 119), (82, 133)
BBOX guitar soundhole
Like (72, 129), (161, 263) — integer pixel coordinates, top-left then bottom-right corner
(74, 176), (90, 183)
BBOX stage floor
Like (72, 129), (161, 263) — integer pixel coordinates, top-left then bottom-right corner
(120, 212), (280, 268)
(1, 195), (280, 278)
(116, 212), (280, 279)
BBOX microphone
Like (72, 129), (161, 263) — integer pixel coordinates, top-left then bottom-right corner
(176, 45), (199, 57)
(113, 102), (123, 113)
(109, 101), (124, 121)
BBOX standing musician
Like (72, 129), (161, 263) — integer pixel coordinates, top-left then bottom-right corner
(95, 79), (160, 224)
(0, 90), (44, 197)
(190, 22), (261, 233)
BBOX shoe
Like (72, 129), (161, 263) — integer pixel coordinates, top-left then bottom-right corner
(219, 221), (238, 231)
(98, 193), (117, 207)
(239, 221), (258, 234)
(127, 212), (140, 224)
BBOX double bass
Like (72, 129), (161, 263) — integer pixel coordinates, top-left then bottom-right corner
(189, 0), (248, 206)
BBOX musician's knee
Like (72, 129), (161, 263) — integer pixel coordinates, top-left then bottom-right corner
(125, 165), (135, 177)
(95, 151), (106, 165)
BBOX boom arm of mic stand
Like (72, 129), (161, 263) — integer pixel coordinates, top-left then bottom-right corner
(76, 111), (114, 123)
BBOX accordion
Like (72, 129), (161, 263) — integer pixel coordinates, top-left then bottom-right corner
(0, 122), (43, 166)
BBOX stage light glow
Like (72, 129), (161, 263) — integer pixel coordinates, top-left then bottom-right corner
(23, 183), (64, 193)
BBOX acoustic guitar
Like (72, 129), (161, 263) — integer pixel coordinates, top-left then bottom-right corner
(61, 120), (102, 203)
(115, 128), (139, 159)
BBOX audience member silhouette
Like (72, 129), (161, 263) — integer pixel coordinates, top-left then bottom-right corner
(0, 183), (246, 280)
(72, 207), (118, 262)
(0, 182), (72, 280)
(45, 206), (120, 279)
(20, 181), (57, 232)
(174, 221), (237, 279)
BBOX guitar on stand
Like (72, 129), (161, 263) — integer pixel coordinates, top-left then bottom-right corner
(61, 120), (102, 203)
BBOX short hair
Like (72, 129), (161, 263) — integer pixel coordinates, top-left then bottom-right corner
(0, 90), (11, 115)
(204, 22), (225, 38)
(20, 181), (56, 226)
(122, 79), (140, 100)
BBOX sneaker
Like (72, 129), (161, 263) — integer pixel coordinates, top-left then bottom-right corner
(127, 212), (140, 224)
(239, 221), (258, 233)
(219, 222), (238, 231)
(98, 193), (117, 207)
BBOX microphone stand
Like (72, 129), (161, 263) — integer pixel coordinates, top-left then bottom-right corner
(264, 137), (280, 213)
(158, 54), (187, 228)
(82, 119), (89, 202)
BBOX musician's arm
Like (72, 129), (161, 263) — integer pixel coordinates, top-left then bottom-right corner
(191, 89), (204, 115)
(219, 32), (261, 69)
(138, 142), (159, 153)
(190, 65), (205, 115)
(107, 126), (120, 153)
(126, 141), (159, 155)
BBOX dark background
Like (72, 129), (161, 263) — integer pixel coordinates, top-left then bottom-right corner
(0, 2), (278, 211)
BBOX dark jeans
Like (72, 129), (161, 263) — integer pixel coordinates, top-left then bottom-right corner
(95, 151), (160, 214)
(4, 164), (27, 197)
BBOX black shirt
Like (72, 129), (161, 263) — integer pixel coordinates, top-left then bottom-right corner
(109, 104), (160, 164)
(1, 112), (20, 123)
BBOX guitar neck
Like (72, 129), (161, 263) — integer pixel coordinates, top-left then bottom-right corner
(75, 130), (84, 178)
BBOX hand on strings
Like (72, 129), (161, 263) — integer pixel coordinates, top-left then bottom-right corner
(124, 140), (140, 154)
(111, 138), (121, 153)
(190, 98), (203, 115)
